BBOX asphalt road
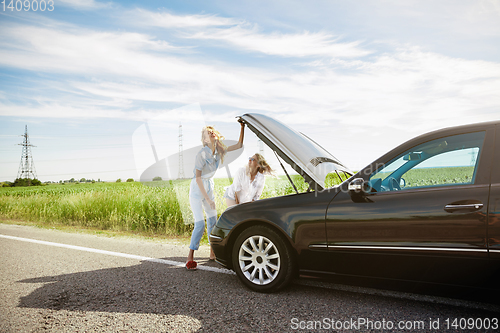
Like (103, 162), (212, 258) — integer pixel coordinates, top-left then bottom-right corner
(1, 223), (499, 332)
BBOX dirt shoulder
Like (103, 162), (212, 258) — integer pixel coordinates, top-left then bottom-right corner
(0, 218), (194, 246)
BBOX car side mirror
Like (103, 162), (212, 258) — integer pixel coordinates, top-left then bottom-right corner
(348, 178), (371, 194)
(348, 178), (373, 203)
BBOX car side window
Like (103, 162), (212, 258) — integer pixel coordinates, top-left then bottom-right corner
(369, 131), (486, 192)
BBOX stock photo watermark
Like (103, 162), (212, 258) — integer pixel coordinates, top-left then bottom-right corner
(290, 317), (499, 331)
(1, 0), (54, 11)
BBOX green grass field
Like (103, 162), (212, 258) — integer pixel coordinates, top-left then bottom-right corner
(0, 173), (343, 237)
(1, 167), (472, 237)
(372, 166), (475, 188)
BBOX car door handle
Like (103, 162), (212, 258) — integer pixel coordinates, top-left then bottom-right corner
(444, 203), (483, 212)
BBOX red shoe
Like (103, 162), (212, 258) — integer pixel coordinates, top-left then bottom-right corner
(185, 260), (197, 270)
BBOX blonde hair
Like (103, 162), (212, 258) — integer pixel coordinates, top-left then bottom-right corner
(201, 126), (227, 163)
(254, 153), (274, 176)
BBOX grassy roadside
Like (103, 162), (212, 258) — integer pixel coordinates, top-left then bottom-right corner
(0, 181), (192, 236)
(0, 218), (194, 245)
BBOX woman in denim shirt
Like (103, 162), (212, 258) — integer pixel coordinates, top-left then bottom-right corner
(186, 121), (245, 270)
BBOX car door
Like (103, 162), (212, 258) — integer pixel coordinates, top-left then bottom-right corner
(325, 127), (495, 287)
(488, 124), (500, 286)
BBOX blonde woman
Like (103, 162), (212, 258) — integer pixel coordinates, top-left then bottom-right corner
(185, 122), (245, 270)
(224, 153), (274, 207)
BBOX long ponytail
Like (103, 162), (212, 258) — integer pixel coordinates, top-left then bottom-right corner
(254, 153), (275, 176)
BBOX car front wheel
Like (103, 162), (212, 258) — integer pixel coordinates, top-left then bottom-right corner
(232, 225), (294, 292)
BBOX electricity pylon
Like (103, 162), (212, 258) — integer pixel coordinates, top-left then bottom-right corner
(17, 125), (37, 180)
(178, 123), (185, 179)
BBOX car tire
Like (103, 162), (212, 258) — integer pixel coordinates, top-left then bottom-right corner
(232, 225), (295, 292)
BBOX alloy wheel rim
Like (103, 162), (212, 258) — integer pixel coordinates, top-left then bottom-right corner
(238, 235), (280, 285)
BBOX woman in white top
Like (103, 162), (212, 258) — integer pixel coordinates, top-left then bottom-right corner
(224, 153), (274, 207)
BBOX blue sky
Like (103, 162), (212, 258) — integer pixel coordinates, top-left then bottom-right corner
(1, 0), (499, 182)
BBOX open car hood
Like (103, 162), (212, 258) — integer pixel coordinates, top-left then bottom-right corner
(239, 113), (352, 190)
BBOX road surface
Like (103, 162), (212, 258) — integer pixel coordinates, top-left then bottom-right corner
(1, 223), (498, 332)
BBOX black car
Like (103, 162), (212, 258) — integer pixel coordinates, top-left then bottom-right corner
(210, 114), (500, 298)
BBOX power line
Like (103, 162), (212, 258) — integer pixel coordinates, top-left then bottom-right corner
(1, 155), (135, 165)
(258, 139), (264, 156)
(36, 168), (139, 177)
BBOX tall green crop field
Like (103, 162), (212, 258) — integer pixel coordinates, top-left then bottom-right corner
(0, 182), (189, 235)
(0, 174), (342, 236)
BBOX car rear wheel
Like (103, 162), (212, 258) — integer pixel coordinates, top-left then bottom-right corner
(232, 225), (294, 292)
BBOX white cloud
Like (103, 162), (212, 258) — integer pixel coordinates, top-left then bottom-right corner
(0, 24), (187, 78)
(0, 102), (130, 119)
(190, 26), (372, 58)
(58, 0), (109, 9)
(133, 9), (241, 28)
(369, 0), (500, 39)
(1, 25), (498, 135)
(131, 9), (371, 59)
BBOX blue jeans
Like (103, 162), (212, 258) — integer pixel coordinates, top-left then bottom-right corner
(189, 179), (217, 251)
(189, 214), (217, 251)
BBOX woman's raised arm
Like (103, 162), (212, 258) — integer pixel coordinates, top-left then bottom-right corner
(227, 121), (245, 152)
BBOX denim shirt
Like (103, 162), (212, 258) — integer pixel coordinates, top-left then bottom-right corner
(192, 145), (221, 178)
(189, 145), (221, 200)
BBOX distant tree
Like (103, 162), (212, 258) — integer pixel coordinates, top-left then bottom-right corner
(13, 178), (42, 187)
(126, 178), (134, 182)
(80, 178), (86, 182)
(13, 178), (29, 187)
(91, 180), (95, 183)
(116, 178), (122, 182)
(153, 176), (162, 181)
(70, 178), (75, 183)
